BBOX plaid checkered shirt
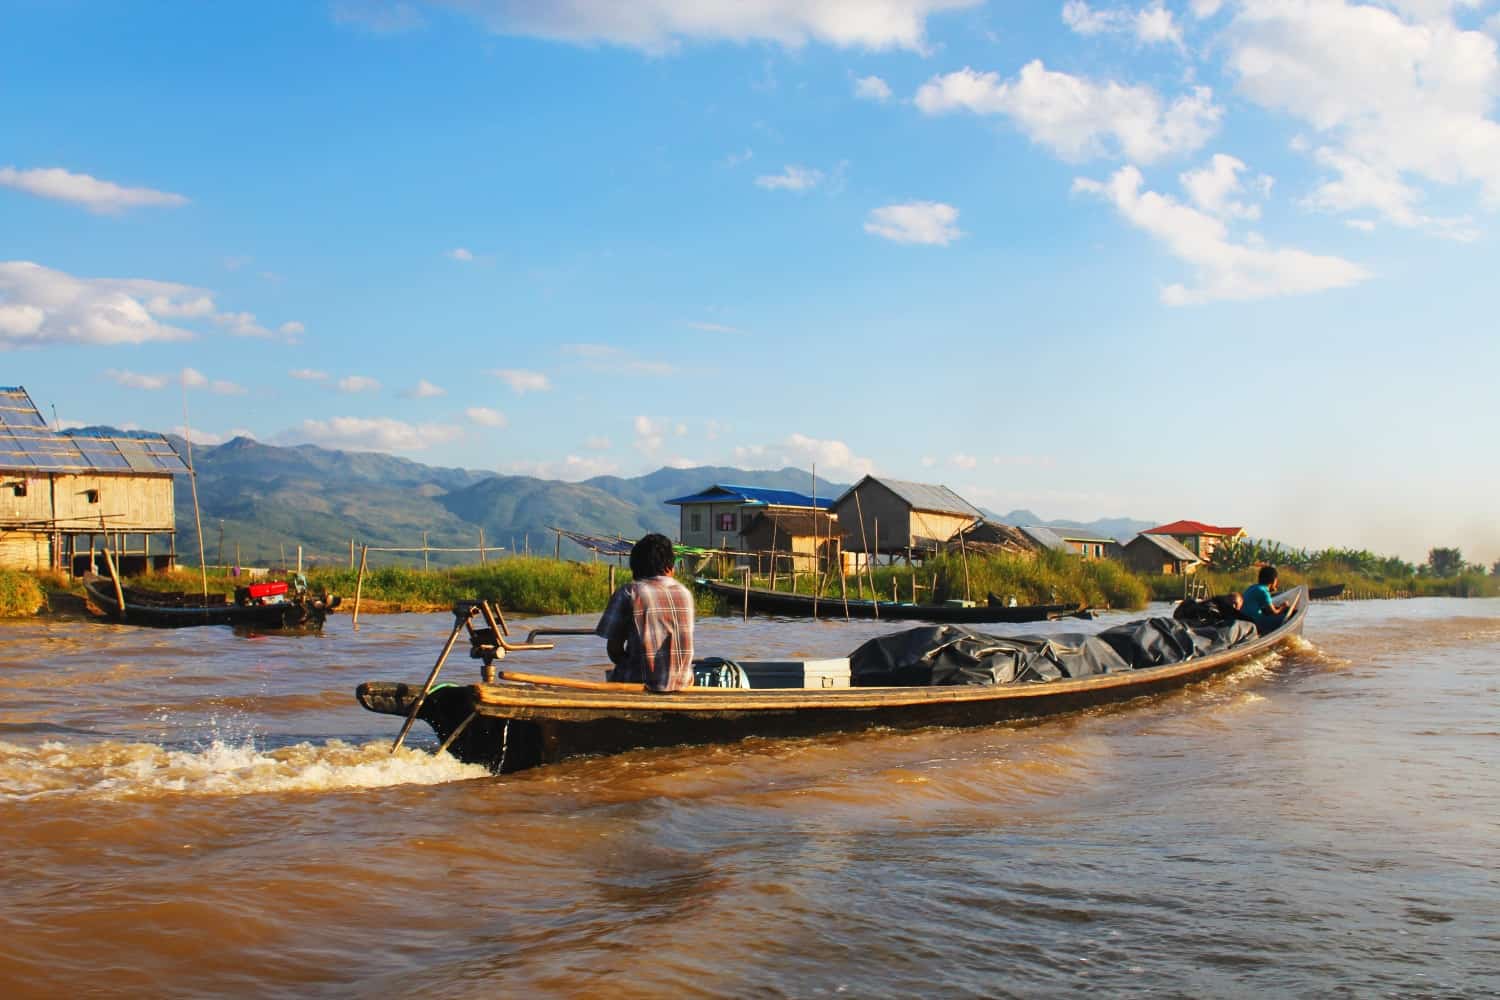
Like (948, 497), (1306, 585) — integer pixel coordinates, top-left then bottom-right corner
(594, 574), (695, 691)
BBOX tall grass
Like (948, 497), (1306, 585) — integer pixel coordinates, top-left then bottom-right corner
(0, 569), (45, 617)
(742, 550), (1148, 611)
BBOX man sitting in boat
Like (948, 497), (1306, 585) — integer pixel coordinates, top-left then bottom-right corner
(595, 533), (695, 692)
(1241, 565), (1299, 634)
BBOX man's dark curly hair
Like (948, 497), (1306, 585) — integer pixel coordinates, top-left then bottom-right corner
(629, 533), (676, 580)
(1257, 564), (1279, 587)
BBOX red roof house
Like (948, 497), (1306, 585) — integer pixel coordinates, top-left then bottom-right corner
(1143, 520), (1247, 563)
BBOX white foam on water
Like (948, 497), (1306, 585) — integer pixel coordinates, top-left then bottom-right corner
(0, 738), (490, 801)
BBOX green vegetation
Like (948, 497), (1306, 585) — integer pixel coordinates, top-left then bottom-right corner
(307, 558), (630, 615)
(0, 569), (45, 617)
(731, 549), (1150, 612)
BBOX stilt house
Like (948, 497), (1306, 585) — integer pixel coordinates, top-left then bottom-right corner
(0, 386), (187, 575)
(831, 476), (982, 559)
(1120, 533), (1202, 575)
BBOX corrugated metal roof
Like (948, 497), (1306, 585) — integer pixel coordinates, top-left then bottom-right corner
(838, 476), (982, 518)
(0, 387), (188, 474)
(1146, 519), (1244, 537)
(1134, 532), (1201, 562)
(1018, 525), (1070, 551)
(0, 387), (47, 427)
(665, 483), (833, 509)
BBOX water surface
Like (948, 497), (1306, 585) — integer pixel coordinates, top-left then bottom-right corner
(2, 599), (1497, 997)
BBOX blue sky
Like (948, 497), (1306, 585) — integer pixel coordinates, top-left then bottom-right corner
(2, 0), (1497, 563)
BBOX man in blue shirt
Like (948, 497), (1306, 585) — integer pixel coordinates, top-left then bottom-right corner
(1242, 565), (1299, 634)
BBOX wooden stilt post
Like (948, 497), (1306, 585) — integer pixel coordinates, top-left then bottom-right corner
(958, 523), (973, 603)
(352, 544), (368, 630)
(479, 528), (486, 565)
(742, 565), (750, 621)
(100, 546), (126, 617)
(349, 538), (355, 570)
(423, 531), (429, 572)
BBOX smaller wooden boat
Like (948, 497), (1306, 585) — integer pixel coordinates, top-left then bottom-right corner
(1308, 583), (1346, 600)
(83, 574), (340, 631)
(700, 579), (1082, 623)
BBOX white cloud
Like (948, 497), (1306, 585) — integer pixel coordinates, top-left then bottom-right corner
(686, 320), (743, 334)
(105, 369), (171, 391)
(281, 416), (464, 453)
(465, 406), (508, 427)
(634, 415), (666, 453)
(411, 0), (982, 54)
(337, 375), (382, 393)
(405, 378), (446, 398)
(732, 433), (875, 478)
(1346, 218), (1378, 232)
(289, 368), (328, 381)
(331, 0), (426, 33)
(915, 61), (1220, 164)
(1303, 146), (1478, 240)
(446, 247), (474, 261)
(507, 454), (621, 481)
(491, 368), (552, 393)
(854, 74), (893, 101)
(1225, 0), (1500, 232)
(1062, 1), (1128, 35)
(182, 367), (248, 395)
(1134, 1), (1184, 47)
(1074, 165), (1370, 305)
(864, 201), (963, 245)
(951, 453), (978, 469)
(0, 166), (188, 214)
(754, 165), (824, 191)
(562, 343), (676, 376)
(583, 435), (612, 450)
(170, 426), (230, 446)
(279, 320), (306, 337)
(1180, 153), (1266, 220)
(0, 261), (209, 346)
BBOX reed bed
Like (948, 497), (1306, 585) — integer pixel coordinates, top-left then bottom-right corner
(0, 569), (45, 617)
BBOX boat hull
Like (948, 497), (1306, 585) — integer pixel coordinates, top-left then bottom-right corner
(358, 589), (1307, 773)
(83, 577), (334, 631)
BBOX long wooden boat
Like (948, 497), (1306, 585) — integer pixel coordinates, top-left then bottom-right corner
(699, 579), (1082, 623)
(357, 588), (1308, 773)
(1308, 582), (1346, 600)
(83, 574), (340, 631)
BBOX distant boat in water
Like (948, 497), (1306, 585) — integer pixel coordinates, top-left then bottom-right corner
(698, 579), (1082, 623)
(83, 574), (339, 631)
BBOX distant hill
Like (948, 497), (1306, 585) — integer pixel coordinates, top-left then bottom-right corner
(88, 431), (1153, 567)
(991, 509), (1158, 543)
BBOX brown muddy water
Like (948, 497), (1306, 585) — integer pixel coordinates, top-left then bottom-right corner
(2, 600), (1497, 998)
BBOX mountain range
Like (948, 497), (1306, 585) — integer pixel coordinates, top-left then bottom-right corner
(152, 435), (1154, 567)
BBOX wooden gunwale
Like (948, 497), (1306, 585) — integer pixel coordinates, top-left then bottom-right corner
(466, 587), (1307, 719)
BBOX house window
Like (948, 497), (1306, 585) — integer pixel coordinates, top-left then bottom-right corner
(689, 512), (702, 532)
(1094, 544), (1104, 558)
(85, 489), (100, 504)
(10, 482), (24, 498)
(717, 512), (736, 532)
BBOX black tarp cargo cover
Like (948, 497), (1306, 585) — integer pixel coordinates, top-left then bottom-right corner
(848, 617), (1260, 687)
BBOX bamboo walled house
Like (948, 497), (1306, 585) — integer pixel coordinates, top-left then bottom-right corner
(830, 476), (983, 559)
(0, 386), (187, 575)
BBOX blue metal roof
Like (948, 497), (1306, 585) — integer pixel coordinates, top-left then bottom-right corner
(665, 483), (833, 509)
(0, 385), (189, 474)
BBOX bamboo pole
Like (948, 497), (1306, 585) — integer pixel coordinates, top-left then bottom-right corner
(352, 544), (368, 630)
(853, 490), (873, 610)
(100, 546), (125, 617)
(349, 538), (355, 570)
(742, 565), (750, 621)
(839, 550), (850, 620)
(871, 514), (881, 618)
(422, 531), (429, 572)
(811, 463), (818, 619)
(391, 609), (471, 753)
(554, 529), (561, 561)
(958, 523), (973, 603)
(180, 384), (209, 601)
(479, 527), (486, 565)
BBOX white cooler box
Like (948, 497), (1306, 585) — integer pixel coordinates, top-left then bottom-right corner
(739, 658), (851, 690)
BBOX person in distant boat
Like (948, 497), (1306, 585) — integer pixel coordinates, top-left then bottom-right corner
(595, 533), (695, 691)
(1173, 591), (1243, 628)
(1241, 565), (1299, 634)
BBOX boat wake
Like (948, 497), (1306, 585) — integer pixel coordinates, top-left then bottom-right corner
(0, 737), (490, 801)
